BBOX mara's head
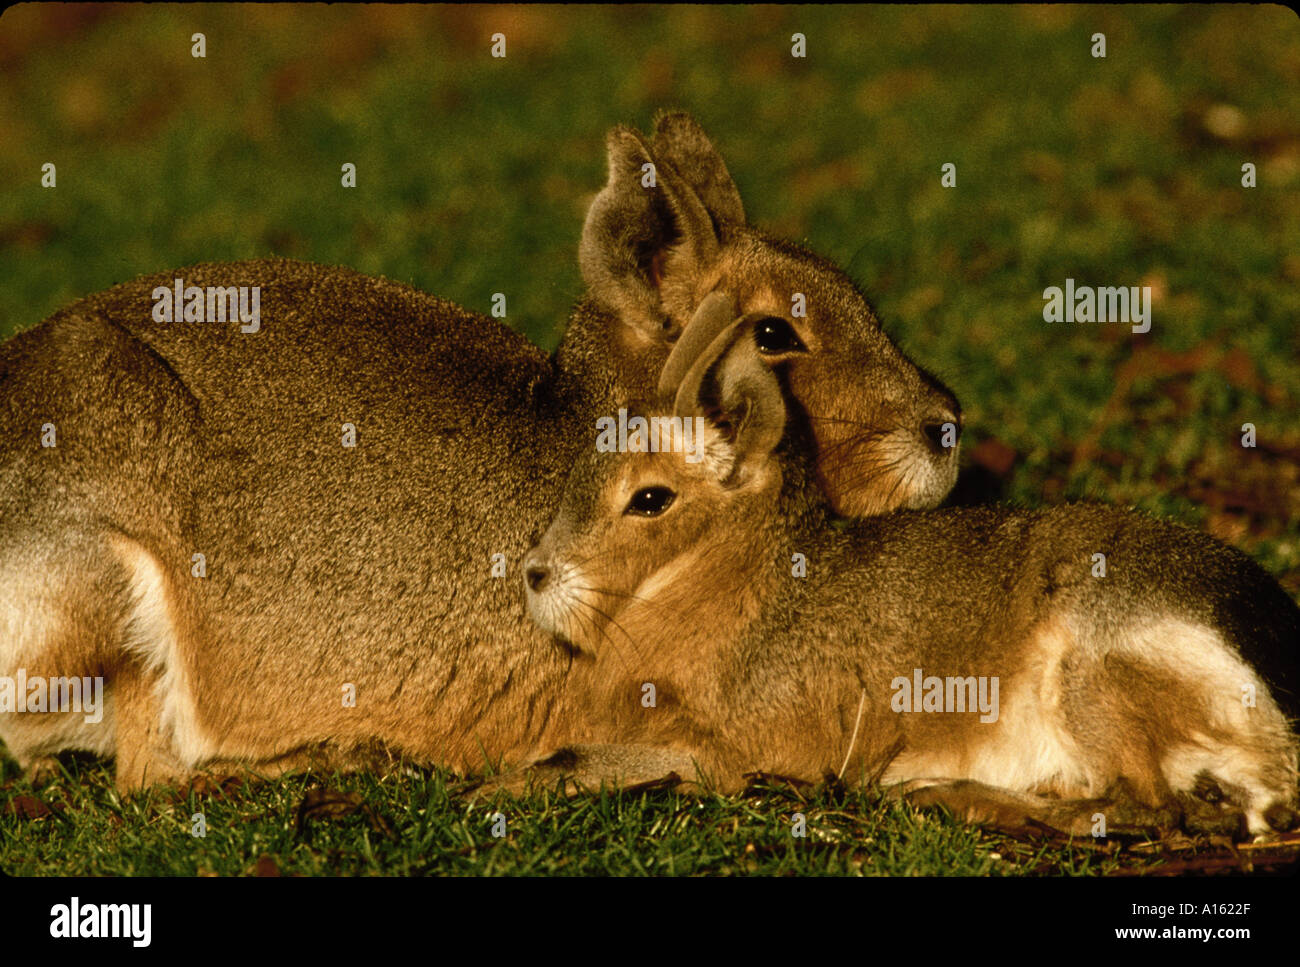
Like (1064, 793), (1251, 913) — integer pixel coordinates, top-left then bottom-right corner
(565, 109), (960, 519)
(527, 313), (794, 659)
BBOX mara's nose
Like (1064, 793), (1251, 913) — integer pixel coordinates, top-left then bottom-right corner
(525, 563), (550, 593)
(921, 411), (961, 455)
(915, 367), (962, 456)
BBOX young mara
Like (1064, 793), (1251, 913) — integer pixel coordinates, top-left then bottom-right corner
(0, 113), (961, 790)
(521, 315), (1299, 839)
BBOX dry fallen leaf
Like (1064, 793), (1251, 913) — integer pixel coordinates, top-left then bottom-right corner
(970, 438), (1017, 478)
(6, 795), (52, 820)
(179, 774), (246, 801)
(254, 854), (281, 877)
(297, 788), (363, 822)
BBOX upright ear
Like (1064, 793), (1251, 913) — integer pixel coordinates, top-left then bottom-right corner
(579, 124), (729, 341)
(650, 111), (746, 227)
(673, 318), (786, 487)
(656, 290), (736, 401)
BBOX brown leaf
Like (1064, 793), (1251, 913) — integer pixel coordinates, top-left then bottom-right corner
(1067, 340), (1265, 474)
(179, 774), (245, 801)
(1219, 347), (1261, 393)
(298, 788), (363, 821)
(361, 804), (399, 842)
(970, 439), (1017, 478)
(254, 855), (281, 877)
(0, 221), (55, 248)
(7, 795), (51, 820)
(296, 787), (364, 839)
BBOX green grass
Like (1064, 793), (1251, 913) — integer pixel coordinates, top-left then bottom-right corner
(2, 4), (1299, 875)
(2, 755), (1140, 877)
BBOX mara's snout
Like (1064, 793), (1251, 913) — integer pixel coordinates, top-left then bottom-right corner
(522, 542), (604, 655)
(799, 354), (963, 519)
(522, 546), (569, 643)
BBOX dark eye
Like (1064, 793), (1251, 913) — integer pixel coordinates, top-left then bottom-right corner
(624, 487), (676, 517)
(753, 317), (805, 355)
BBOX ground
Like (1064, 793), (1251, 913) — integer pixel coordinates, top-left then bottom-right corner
(1, 4), (1297, 876)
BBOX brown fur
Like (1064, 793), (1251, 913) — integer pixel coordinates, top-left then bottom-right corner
(520, 322), (1300, 839)
(0, 113), (961, 791)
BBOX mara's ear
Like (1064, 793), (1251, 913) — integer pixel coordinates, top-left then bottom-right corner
(656, 290), (737, 401)
(579, 125), (725, 341)
(673, 317), (786, 487)
(650, 111), (746, 227)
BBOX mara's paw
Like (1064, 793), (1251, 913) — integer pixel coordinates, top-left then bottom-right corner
(892, 778), (1183, 840)
(466, 745), (693, 802)
(1185, 770), (1298, 840)
(25, 755), (63, 788)
(888, 779), (1083, 836)
(1262, 801), (1298, 833)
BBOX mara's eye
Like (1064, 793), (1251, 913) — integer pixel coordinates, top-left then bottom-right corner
(624, 486), (676, 517)
(753, 316), (805, 355)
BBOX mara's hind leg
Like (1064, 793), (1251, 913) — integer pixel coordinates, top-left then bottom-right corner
(25, 756), (63, 785)
(471, 744), (706, 798)
(892, 778), (1182, 838)
(0, 542), (117, 775)
(194, 741), (415, 787)
(110, 662), (189, 792)
(0, 532), (215, 794)
(1064, 617), (1299, 837)
(108, 534), (216, 793)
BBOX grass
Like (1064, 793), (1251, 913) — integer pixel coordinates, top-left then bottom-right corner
(1, 4), (1299, 875)
(0, 754), (1146, 877)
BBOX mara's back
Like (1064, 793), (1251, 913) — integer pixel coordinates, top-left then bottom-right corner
(0, 259), (584, 771)
(792, 503), (1300, 718)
